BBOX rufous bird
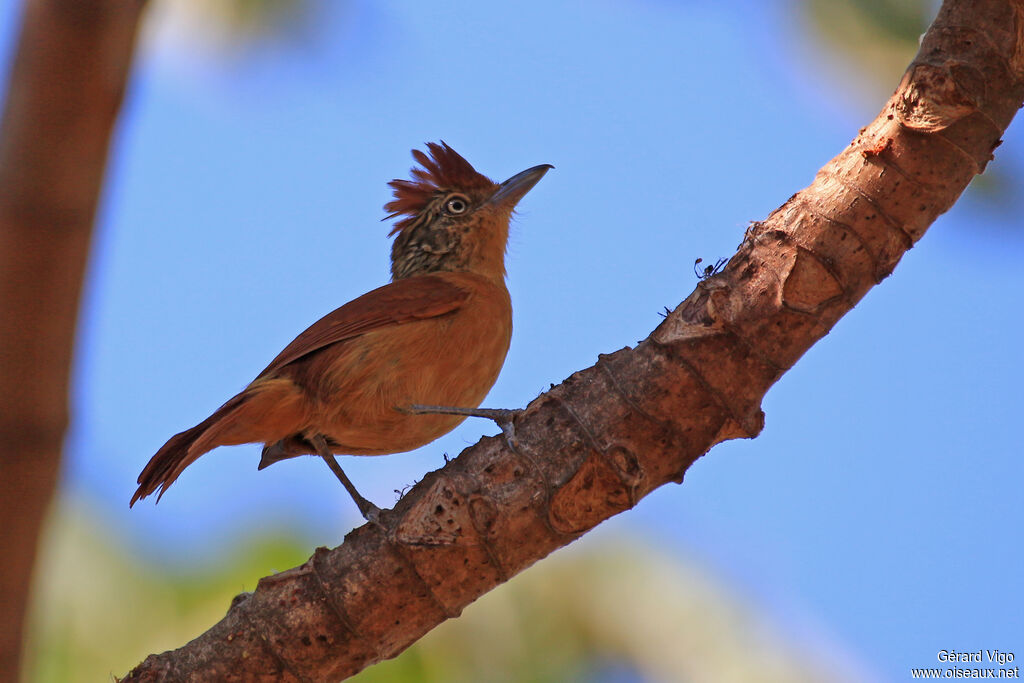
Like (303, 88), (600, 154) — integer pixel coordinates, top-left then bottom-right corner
(131, 142), (551, 521)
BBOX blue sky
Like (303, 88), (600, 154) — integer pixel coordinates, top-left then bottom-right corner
(4, 0), (1022, 679)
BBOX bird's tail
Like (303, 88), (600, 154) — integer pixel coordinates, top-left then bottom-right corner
(130, 394), (247, 507)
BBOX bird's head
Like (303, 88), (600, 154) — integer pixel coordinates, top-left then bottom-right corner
(384, 142), (551, 281)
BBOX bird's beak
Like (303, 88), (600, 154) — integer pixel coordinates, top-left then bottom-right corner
(487, 163), (553, 208)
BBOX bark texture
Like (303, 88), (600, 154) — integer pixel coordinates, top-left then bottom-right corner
(0, 1), (144, 679)
(125, 0), (1024, 680)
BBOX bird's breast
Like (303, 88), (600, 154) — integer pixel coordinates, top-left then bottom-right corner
(311, 274), (512, 455)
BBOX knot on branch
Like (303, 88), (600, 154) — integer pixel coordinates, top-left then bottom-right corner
(896, 63), (978, 133)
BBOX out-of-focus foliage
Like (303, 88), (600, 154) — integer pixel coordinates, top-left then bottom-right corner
(24, 502), (858, 683)
(148, 0), (322, 52)
(23, 501), (311, 682)
(800, 0), (931, 90)
(195, 0), (309, 36)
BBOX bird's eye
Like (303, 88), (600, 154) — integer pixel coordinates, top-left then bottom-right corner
(445, 196), (468, 214)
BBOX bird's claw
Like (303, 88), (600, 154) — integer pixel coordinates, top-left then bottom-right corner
(360, 502), (384, 529)
(495, 412), (521, 452)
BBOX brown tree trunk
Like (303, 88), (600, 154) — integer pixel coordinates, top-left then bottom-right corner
(123, 0), (1024, 681)
(0, 1), (145, 680)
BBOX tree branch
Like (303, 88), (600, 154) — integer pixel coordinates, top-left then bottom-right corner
(124, 0), (1024, 680)
(0, 0), (145, 679)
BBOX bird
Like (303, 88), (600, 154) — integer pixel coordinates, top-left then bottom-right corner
(130, 142), (551, 521)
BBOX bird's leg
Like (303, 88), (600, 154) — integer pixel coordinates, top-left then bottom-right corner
(407, 405), (522, 450)
(310, 434), (382, 525)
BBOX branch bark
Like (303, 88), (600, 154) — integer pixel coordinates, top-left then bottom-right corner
(125, 0), (1024, 680)
(0, 1), (144, 679)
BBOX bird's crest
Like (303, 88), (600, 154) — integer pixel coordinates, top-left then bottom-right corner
(384, 142), (496, 236)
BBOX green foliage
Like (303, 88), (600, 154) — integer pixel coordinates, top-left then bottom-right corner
(801, 0), (932, 90)
(23, 502), (310, 683)
(152, 0), (324, 49)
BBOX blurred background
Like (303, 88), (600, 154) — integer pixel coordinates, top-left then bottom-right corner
(3, 0), (1022, 680)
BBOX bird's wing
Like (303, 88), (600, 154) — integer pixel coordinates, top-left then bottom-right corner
(258, 274), (471, 376)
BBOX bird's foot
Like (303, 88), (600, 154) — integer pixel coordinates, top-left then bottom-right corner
(343, 483), (384, 529)
(408, 404), (523, 451)
(357, 499), (383, 527)
(310, 434), (384, 529)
